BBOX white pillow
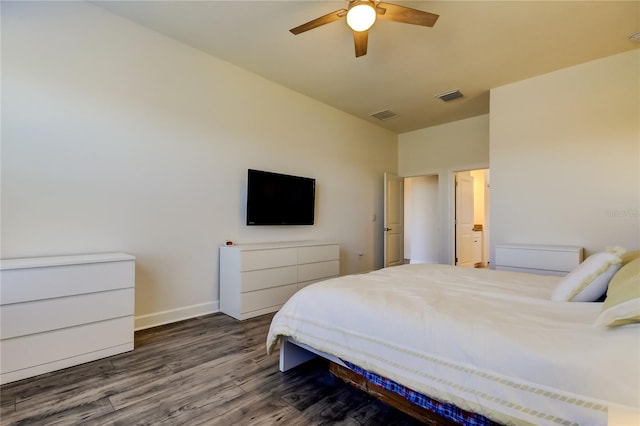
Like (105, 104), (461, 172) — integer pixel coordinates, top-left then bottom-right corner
(594, 257), (640, 326)
(551, 251), (623, 302)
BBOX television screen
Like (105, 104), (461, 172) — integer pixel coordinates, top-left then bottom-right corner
(246, 169), (316, 226)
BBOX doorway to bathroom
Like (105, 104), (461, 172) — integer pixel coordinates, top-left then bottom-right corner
(454, 169), (490, 268)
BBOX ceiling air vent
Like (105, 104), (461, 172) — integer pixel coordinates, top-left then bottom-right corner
(435, 89), (464, 102)
(370, 110), (397, 120)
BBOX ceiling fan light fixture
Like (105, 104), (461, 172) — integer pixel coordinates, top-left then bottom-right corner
(347, 2), (377, 32)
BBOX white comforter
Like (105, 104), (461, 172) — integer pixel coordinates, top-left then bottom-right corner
(267, 264), (640, 426)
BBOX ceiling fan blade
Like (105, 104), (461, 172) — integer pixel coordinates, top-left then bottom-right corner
(290, 9), (348, 35)
(376, 2), (439, 27)
(353, 30), (368, 57)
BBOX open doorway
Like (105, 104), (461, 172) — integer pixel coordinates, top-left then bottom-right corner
(454, 169), (490, 267)
(404, 175), (439, 264)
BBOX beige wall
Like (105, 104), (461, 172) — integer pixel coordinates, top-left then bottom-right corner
(490, 50), (640, 258)
(398, 114), (490, 263)
(399, 114), (490, 177)
(1, 2), (397, 328)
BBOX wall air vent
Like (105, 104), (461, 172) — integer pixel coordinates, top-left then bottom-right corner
(435, 89), (464, 102)
(370, 110), (397, 120)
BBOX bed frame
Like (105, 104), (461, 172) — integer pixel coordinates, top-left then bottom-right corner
(279, 337), (484, 425)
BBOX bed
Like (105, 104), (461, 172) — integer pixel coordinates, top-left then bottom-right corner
(266, 261), (640, 425)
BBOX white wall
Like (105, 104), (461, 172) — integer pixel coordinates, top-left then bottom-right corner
(398, 114), (490, 263)
(404, 175), (439, 264)
(1, 2), (397, 328)
(490, 50), (640, 258)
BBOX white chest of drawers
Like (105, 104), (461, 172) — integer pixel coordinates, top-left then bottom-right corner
(220, 241), (339, 320)
(495, 244), (583, 275)
(0, 253), (135, 384)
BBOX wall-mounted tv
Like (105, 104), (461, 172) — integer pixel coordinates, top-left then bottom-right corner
(246, 169), (316, 226)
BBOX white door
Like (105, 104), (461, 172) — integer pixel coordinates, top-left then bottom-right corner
(455, 172), (475, 267)
(384, 173), (404, 267)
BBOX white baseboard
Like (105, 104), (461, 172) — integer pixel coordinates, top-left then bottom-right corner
(134, 300), (220, 331)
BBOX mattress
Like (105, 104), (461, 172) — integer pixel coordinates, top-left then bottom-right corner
(266, 263), (640, 425)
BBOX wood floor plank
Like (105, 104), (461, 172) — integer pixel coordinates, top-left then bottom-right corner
(86, 381), (246, 425)
(205, 390), (312, 426)
(0, 398), (15, 419)
(0, 312), (427, 426)
(3, 397), (114, 426)
(108, 351), (257, 410)
(0, 358), (115, 404)
(1, 365), (171, 425)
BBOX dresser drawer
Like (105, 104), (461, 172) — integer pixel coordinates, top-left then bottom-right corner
(0, 261), (134, 304)
(240, 266), (297, 292)
(0, 317), (132, 375)
(298, 260), (339, 282)
(241, 248), (297, 271)
(1, 288), (134, 339)
(298, 244), (339, 264)
(241, 283), (298, 314)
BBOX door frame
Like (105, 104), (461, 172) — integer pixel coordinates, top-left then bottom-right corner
(449, 167), (490, 266)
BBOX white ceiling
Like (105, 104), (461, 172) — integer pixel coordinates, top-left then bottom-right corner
(93, 1), (640, 134)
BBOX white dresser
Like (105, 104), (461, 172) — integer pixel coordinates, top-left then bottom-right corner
(220, 241), (339, 320)
(495, 244), (583, 275)
(0, 253), (135, 384)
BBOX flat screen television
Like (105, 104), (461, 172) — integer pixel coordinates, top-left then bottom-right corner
(246, 169), (316, 226)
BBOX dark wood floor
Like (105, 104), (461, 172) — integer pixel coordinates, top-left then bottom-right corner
(1, 312), (427, 425)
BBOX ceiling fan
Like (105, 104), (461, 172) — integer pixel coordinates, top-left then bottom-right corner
(290, 0), (439, 58)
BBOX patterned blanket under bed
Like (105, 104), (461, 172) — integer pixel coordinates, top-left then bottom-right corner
(343, 360), (498, 425)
